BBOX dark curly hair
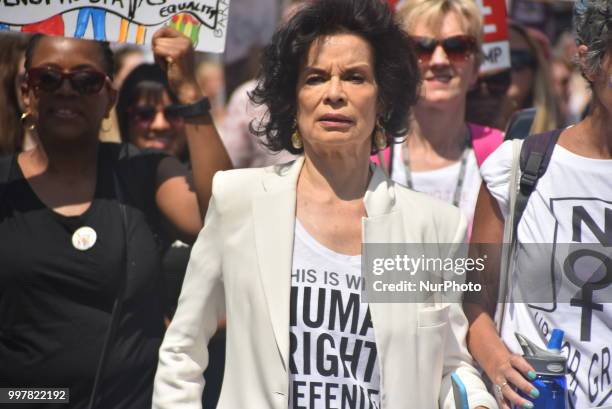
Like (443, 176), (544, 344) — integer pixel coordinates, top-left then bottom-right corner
(249, 0), (420, 154)
(573, 0), (611, 80)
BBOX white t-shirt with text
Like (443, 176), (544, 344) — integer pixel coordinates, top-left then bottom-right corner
(481, 140), (612, 409)
(289, 220), (380, 409)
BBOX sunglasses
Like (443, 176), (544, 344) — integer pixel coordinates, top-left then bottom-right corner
(469, 70), (512, 96)
(26, 67), (109, 95)
(510, 50), (537, 72)
(130, 105), (184, 127)
(411, 35), (477, 64)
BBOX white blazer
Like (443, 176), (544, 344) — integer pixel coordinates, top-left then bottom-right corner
(153, 157), (497, 409)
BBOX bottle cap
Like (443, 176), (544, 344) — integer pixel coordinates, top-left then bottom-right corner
(547, 329), (564, 351)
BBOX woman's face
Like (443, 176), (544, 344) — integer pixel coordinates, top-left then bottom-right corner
(128, 89), (186, 157)
(410, 11), (478, 109)
(507, 27), (536, 109)
(22, 36), (115, 144)
(296, 33), (378, 155)
(465, 68), (511, 128)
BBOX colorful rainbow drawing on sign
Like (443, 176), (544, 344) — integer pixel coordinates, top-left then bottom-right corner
(0, 0), (231, 52)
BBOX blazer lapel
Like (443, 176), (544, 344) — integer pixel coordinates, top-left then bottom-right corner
(363, 165), (420, 408)
(362, 164), (404, 242)
(252, 157), (304, 372)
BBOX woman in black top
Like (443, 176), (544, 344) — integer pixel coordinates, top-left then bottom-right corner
(115, 62), (226, 409)
(0, 28), (231, 408)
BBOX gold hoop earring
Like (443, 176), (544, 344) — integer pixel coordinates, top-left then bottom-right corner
(100, 118), (112, 133)
(374, 120), (387, 150)
(20, 112), (36, 132)
(291, 123), (303, 150)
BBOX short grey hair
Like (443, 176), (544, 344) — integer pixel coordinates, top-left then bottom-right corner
(573, 0), (611, 76)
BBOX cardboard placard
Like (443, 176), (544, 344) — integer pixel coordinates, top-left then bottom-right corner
(0, 0), (230, 52)
(475, 0), (510, 73)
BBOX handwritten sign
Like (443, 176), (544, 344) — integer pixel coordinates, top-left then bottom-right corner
(475, 0), (510, 73)
(0, 0), (230, 52)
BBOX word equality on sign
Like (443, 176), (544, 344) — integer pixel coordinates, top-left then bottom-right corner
(0, 0), (230, 52)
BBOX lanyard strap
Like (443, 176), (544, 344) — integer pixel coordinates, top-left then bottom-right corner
(402, 130), (472, 208)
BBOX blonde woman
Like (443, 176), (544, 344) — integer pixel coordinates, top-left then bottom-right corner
(385, 0), (503, 235)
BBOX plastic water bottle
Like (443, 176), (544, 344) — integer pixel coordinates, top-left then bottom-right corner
(512, 330), (567, 409)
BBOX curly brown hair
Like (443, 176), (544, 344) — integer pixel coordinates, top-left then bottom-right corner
(249, 0), (420, 155)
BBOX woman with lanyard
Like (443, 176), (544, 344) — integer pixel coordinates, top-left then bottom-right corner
(385, 0), (503, 235)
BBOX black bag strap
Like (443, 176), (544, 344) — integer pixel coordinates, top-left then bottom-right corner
(87, 148), (130, 409)
(512, 128), (562, 234)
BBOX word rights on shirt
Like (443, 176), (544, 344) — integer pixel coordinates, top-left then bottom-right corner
(289, 267), (380, 409)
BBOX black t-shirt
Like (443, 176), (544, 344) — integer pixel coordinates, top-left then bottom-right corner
(0, 143), (167, 409)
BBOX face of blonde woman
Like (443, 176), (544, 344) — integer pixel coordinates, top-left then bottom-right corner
(295, 33), (378, 155)
(410, 11), (478, 109)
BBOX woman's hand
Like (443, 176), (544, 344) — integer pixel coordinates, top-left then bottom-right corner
(152, 27), (203, 104)
(490, 351), (539, 409)
(466, 185), (538, 409)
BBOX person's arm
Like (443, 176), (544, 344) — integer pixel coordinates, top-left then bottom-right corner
(153, 172), (226, 409)
(463, 184), (538, 409)
(438, 214), (498, 409)
(152, 27), (232, 242)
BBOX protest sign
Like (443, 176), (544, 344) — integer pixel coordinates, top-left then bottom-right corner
(475, 0), (511, 73)
(0, 0), (230, 52)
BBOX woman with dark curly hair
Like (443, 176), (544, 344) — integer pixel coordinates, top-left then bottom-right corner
(154, 0), (496, 408)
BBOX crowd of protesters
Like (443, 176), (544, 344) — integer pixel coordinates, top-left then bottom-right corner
(0, 0), (609, 408)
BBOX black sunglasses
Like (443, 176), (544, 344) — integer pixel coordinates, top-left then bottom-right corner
(469, 70), (512, 96)
(26, 67), (108, 95)
(130, 105), (184, 127)
(411, 35), (477, 64)
(510, 50), (538, 72)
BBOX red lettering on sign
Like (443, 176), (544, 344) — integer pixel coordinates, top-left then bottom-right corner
(477, 0), (508, 43)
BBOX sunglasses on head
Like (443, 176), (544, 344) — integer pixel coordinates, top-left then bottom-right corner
(26, 67), (108, 95)
(129, 105), (184, 127)
(510, 50), (538, 72)
(469, 69), (512, 96)
(411, 35), (477, 64)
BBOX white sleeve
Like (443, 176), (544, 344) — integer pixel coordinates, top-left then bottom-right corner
(220, 83), (259, 169)
(479, 140), (518, 219)
(153, 173), (226, 409)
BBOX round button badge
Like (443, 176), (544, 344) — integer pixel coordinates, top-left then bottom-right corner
(72, 226), (97, 251)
